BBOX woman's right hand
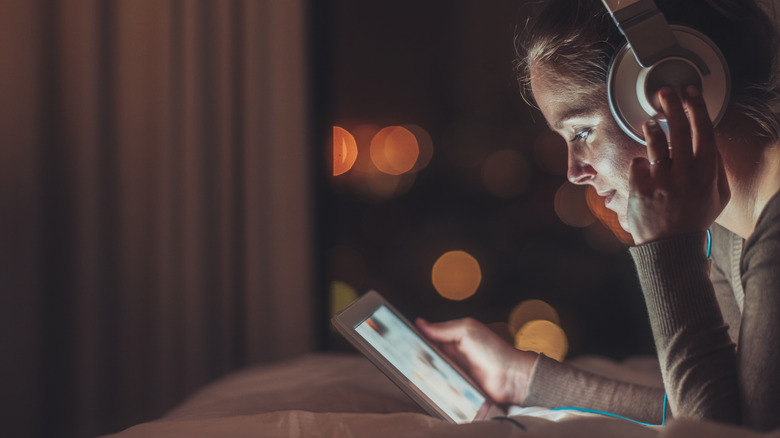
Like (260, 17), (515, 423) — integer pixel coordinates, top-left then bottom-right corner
(415, 317), (538, 405)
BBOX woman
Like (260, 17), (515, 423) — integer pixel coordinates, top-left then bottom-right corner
(417, 0), (780, 430)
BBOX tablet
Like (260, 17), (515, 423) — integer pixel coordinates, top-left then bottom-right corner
(331, 290), (506, 423)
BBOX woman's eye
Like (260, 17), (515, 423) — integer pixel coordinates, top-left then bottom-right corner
(570, 128), (592, 143)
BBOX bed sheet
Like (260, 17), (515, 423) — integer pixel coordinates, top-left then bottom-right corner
(104, 353), (778, 438)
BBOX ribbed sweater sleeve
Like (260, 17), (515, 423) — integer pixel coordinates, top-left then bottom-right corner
(737, 190), (780, 431)
(630, 232), (740, 424)
(524, 355), (667, 424)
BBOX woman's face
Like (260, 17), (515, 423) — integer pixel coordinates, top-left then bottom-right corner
(530, 63), (648, 232)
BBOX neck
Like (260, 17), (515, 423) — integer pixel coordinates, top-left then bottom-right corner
(715, 113), (780, 239)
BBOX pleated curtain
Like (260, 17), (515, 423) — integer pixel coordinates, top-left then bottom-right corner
(0, 1), (316, 436)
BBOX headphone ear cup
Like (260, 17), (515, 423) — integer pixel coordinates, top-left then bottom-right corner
(607, 25), (730, 145)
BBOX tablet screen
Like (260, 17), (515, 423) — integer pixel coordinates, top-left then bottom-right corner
(354, 305), (486, 423)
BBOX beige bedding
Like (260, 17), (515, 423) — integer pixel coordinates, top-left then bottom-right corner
(105, 354), (778, 437)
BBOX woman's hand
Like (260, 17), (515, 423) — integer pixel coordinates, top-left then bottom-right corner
(415, 317), (538, 405)
(628, 86), (730, 245)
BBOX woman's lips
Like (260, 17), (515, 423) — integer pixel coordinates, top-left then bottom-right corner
(599, 190), (616, 206)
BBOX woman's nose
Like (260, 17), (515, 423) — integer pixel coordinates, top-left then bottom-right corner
(567, 149), (596, 184)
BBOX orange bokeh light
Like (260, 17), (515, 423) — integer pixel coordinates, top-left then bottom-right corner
(333, 126), (358, 176)
(370, 126), (419, 175)
(431, 250), (482, 301)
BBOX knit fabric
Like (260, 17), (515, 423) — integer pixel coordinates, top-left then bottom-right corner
(523, 189), (780, 430)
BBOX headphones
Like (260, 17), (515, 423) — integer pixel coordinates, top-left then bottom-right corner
(601, 0), (730, 144)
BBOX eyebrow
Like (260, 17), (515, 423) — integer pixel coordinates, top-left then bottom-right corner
(552, 106), (596, 130)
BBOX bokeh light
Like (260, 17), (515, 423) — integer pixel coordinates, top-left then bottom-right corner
(508, 299), (560, 336)
(404, 124), (434, 173)
(370, 126), (420, 175)
(533, 130), (567, 176)
(431, 250), (482, 301)
(332, 126), (358, 176)
(554, 182), (596, 228)
(514, 319), (569, 362)
(585, 185), (634, 245)
(330, 281), (359, 317)
(481, 149), (532, 198)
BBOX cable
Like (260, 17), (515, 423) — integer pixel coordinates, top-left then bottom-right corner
(550, 392), (668, 427)
(491, 416), (527, 430)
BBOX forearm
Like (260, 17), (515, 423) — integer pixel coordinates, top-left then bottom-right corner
(630, 231), (740, 424)
(523, 354), (668, 424)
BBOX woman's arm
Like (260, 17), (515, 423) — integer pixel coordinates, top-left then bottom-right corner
(630, 233), (740, 424)
(738, 189), (780, 431)
(417, 317), (669, 424)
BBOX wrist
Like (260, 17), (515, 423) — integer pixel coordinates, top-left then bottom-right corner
(505, 350), (538, 404)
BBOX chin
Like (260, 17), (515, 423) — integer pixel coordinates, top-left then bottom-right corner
(618, 215), (631, 234)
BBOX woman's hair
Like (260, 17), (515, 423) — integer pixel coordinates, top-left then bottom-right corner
(516, 0), (780, 142)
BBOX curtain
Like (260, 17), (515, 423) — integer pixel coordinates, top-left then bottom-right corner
(0, 0), (316, 436)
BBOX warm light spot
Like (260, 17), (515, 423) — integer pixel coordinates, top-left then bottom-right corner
(554, 182), (597, 228)
(333, 126), (358, 176)
(370, 126), (420, 175)
(533, 130), (567, 176)
(585, 185), (634, 245)
(330, 281), (359, 317)
(508, 299), (561, 336)
(481, 149), (531, 198)
(432, 250), (482, 301)
(404, 124), (434, 173)
(514, 319), (569, 362)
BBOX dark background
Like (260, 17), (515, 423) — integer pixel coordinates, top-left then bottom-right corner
(320, 0), (654, 360)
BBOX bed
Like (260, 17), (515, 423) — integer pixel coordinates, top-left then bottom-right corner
(104, 353), (777, 437)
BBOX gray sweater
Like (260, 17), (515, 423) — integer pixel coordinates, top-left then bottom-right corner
(523, 189), (780, 430)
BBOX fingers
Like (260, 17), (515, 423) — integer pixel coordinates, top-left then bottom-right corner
(684, 85), (716, 166)
(643, 118), (669, 174)
(659, 87), (693, 166)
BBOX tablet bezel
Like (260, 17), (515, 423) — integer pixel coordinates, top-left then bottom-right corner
(331, 290), (506, 423)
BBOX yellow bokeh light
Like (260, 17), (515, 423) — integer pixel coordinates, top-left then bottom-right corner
(508, 299), (561, 336)
(330, 281), (359, 317)
(333, 126), (358, 176)
(514, 319), (569, 362)
(554, 182), (597, 228)
(431, 250), (482, 301)
(370, 126), (420, 175)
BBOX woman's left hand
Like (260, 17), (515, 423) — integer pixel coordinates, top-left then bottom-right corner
(627, 86), (731, 245)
